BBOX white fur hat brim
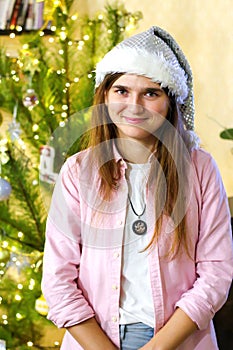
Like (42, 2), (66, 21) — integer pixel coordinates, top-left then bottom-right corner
(95, 46), (188, 104)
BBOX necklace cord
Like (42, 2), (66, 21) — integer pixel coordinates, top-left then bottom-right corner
(128, 195), (146, 218)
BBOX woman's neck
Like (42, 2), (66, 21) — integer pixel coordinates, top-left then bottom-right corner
(116, 138), (156, 164)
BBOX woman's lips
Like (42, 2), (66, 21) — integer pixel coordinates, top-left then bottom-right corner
(123, 117), (148, 124)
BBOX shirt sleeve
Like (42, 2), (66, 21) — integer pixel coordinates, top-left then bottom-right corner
(176, 150), (233, 330)
(41, 157), (95, 328)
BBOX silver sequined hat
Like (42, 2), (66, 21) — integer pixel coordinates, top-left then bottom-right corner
(95, 26), (195, 131)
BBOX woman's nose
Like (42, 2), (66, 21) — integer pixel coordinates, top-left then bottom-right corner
(127, 95), (144, 114)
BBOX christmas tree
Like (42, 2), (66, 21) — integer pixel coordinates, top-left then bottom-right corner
(0, 1), (142, 348)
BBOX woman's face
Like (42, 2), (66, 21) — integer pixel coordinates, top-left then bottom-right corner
(105, 74), (170, 148)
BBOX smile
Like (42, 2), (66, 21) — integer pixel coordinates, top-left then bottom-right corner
(123, 117), (148, 124)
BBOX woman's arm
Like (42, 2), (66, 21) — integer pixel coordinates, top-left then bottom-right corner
(141, 151), (233, 350)
(139, 308), (197, 350)
(42, 159), (95, 327)
(175, 152), (233, 330)
(67, 317), (118, 350)
(42, 157), (119, 348)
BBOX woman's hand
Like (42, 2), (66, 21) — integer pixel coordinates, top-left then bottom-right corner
(138, 337), (164, 350)
(139, 308), (197, 350)
(67, 317), (119, 350)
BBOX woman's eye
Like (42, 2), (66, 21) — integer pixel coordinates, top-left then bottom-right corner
(112, 87), (128, 95)
(116, 89), (127, 95)
(145, 91), (158, 98)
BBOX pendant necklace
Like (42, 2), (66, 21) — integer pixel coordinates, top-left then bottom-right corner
(128, 195), (147, 235)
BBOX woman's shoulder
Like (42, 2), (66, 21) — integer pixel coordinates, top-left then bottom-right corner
(191, 146), (218, 163)
(191, 147), (213, 162)
(185, 131), (215, 166)
(190, 147), (221, 179)
(60, 148), (95, 177)
(64, 148), (93, 166)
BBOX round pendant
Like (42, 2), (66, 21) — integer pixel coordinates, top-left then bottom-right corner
(132, 219), (147, 235)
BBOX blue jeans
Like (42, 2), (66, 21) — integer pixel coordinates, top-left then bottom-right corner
(120, 323), (154, 350)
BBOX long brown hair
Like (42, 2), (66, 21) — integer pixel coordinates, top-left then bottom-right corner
(82, 73), (193, 258)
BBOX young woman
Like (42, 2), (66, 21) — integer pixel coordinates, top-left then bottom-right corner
(42, 26), (233, 350)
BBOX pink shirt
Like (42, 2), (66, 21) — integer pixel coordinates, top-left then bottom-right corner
(42, 147), (233, 350)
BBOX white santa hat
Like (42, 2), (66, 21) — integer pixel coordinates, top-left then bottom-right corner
(95, 26), (195, 131)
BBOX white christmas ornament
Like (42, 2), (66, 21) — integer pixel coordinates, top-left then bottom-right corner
(0, 339), (6, 350)
(7, 103), (22, 141)
(0, 178), (12, 201)
(0, 139), (9, 164)
(7, 120), (22, 141)
(39, 145), (58, 184)
(22, 88), (39, 109)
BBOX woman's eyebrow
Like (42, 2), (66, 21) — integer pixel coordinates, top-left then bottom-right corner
(111, 84), (128, 89)
(111, 85), (163, 92)
(144, 87), (163, 93)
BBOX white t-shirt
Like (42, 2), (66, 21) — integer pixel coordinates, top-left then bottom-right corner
(119, 162), (155, 327)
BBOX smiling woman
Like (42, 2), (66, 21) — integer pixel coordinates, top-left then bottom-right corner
(42, 26), (233, 350)
(105, 75), (170, 152)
